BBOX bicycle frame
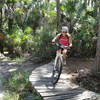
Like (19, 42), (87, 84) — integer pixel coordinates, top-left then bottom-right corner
(51, 43), (70, 85)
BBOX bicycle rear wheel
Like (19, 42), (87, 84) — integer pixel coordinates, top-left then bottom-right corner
(52, 56), (63, 85)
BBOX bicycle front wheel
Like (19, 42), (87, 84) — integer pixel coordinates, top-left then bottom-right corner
(52, 56), (63, 85)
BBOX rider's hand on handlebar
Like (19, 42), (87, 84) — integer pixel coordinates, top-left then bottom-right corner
(69, 44), (72, 48)
(52, 40), (55, 44)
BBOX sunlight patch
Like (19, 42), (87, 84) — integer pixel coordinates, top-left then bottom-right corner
(8, 68), (17, 72)
(0, 93), (4, 99)
(8, 62), (17, 65)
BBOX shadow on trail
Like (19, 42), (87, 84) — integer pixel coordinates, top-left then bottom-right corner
(29, 63), (86, 100)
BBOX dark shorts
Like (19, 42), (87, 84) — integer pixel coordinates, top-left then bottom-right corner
(57, 44), (69, 51)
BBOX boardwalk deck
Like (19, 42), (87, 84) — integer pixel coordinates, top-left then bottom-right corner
(29, 63), (100, 100)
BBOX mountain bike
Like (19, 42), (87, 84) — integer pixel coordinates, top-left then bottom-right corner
(52, 43), (70, 85)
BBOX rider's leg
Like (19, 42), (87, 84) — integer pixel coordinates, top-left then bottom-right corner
(54, 49), (62, 70)
(56, 49), (61, 55)
(62, 49), (68, 65)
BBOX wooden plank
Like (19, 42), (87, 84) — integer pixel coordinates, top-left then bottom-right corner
(44, 96), (80, 100)
(32, 80), (77, 89)
(43, 90), (100, 100)
(43, 93), (81, 100)
(34, 83), (76, 90)
(39, 88), (84, 97)
(36, 86), (81, 93)
(32, 82), (82, 97)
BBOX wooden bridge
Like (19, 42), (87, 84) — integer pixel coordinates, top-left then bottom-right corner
(29, 62), (100, 100)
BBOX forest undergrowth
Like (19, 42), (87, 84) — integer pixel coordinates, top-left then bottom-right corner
(64, 58), (100, 94)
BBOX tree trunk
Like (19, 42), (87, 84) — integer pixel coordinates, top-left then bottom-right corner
(56, 0), (61, 32)
(0, 8), (2, 30)
(91, 0), (100, 74)
(7, 5), (14, 32)
(95, 8), (100, 72)
(0, 8), (4, 54)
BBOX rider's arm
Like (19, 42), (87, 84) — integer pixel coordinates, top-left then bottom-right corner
(52, 33), (61, 43)
(66, 33), (72, 47)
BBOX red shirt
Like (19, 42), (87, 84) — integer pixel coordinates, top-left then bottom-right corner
(59, 35), (69, 46)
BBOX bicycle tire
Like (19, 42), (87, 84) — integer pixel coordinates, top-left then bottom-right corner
(52, 55), (63, 85)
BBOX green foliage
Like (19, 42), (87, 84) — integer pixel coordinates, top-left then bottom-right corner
(60, 5), (65, 11)
(5, 26), (34, 55)
(0, 0), (5, 9)
(15, 8), (24, 15)
(7, 27), (23, 47)
(73, 16), (96, 57)
(3, 69), (43, 100)
(3, 92), (19, 100)
(7, 70), (29, 92)
(6, 0), (20, 3)
(24, 27), (33, 34)
(23, 0), (32, 4)
(48, 11), (56, 17)
(32, 26), (55, 59)
(49, 2), (56, 17)
(59, 0), (97, 57)
(19, 91), (43, 100)
(1, 0), (98, 58)
(49, 1), (56, 9)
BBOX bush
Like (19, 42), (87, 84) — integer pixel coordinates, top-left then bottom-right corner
(32, 26), (56, 60)
(3, 69), (43, 100)
(5, 26), (34, 56)
(73, 19), (96, 57)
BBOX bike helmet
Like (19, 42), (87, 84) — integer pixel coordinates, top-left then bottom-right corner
(61, 26), (69, 33)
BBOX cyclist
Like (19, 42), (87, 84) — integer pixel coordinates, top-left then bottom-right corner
(52, 26), (72, 65)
